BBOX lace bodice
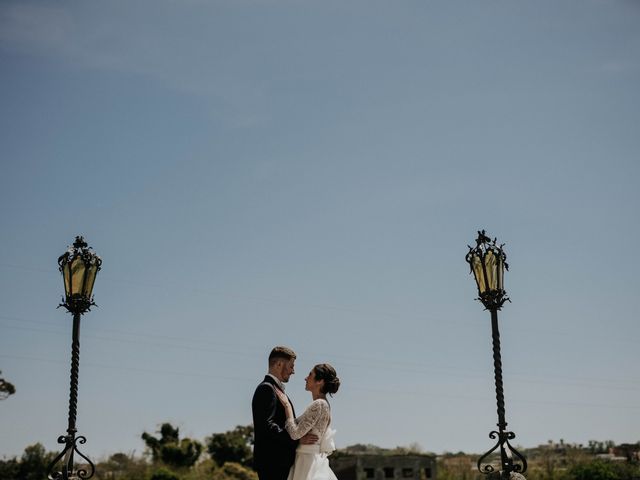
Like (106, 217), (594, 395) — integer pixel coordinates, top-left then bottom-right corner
(284, 398), (331, 441)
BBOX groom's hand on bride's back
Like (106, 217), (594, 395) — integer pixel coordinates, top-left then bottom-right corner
(299, 433), (319, 445)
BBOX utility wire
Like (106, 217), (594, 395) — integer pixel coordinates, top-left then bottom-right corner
(1, 352), (639, 411)
(1, 262), (634, 345)
(2, 320), (639, 392)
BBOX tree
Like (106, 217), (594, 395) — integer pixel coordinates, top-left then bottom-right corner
(142, 423), (203, 469)
(19, 443), (57, 480)
(0, 444), (57, 480)
(206, 425), (254, 467)
(0, 457), (19, 480)
(0, 370), (16, 400)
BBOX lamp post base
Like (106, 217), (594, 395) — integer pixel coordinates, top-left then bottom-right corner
(47, 434), (95, 480)
(477, 429), (527, 478)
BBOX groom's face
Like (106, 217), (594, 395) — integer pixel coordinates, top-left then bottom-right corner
(279, 359), (295, 383)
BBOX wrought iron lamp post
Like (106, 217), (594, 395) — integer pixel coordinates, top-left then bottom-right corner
(466, 230), (527, 479)
(47, 236), (101, 480)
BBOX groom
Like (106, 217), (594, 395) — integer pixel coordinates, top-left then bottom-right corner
(252, 346), (317, 480)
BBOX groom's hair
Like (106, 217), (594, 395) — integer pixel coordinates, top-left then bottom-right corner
(268, 346), (296, 366)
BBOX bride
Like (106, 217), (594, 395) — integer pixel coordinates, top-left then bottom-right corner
(275, 363), (340, 480)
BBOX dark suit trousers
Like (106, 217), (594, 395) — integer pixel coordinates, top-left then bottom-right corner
(256, 465), (291, 480)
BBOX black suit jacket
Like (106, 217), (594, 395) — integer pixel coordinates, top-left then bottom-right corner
(252, 375), (298, 471)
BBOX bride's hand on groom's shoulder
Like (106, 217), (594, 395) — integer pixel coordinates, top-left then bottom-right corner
(275, 389), (294, 420)
(275, 388), (290, 407)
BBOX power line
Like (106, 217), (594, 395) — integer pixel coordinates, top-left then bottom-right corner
(2, 319), (639, 393)
(1, 353), (638, 411)
(2, 262), (636, 347)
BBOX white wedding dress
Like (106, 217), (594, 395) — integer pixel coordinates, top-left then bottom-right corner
(284, 398), (337, 480)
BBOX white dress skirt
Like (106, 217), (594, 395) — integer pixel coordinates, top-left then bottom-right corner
(287, 428), (337, 480)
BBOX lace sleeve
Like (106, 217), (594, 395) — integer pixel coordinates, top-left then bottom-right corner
(284, 399), (328, 440)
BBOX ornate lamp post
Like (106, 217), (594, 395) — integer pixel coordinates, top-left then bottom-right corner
(466, 230), (527, 479)
(47, 236), (101, 480)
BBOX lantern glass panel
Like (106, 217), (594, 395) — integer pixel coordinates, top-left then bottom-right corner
(470, 254), (487, 294)
(484, 250), (498, 292)
(70, 256), (87, 297)
(496, 255), (504, 291)
(83, 263), (98, 298)
(62, 261), (72, 298)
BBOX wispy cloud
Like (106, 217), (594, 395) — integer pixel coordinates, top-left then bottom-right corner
(0, 2), (274, 125)
(0, 4), (166, 77)
(0, 4), (75, 57)
(600, 59), (638, 74)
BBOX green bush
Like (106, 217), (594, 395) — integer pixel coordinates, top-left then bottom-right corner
(150, 466), (181, 480)
(569, 459), (640, 480)
(212, 462), (258, 480)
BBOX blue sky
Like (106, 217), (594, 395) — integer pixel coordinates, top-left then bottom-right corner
(1, 0), (639, 461)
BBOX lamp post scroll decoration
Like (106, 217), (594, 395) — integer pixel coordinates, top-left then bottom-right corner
(466, 230), (527, 479)
(47, 236), (101, 480)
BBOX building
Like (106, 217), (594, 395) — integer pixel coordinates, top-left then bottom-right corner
(330, 454), (436, 480)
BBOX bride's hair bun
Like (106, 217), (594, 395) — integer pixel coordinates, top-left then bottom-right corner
(314, 363), (340, 396)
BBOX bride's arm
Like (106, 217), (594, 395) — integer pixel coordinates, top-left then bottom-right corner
(284, 400), (325, 441)
(275, 390), (321, 443)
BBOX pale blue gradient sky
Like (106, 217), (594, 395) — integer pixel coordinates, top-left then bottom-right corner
(1, 0), (639, 460)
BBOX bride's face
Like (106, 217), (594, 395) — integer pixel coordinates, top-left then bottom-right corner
(305, 370), (324, 394)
